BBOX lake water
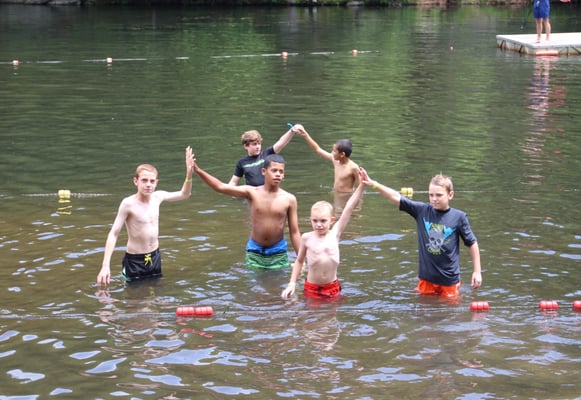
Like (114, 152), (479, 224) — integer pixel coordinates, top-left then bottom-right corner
(1, 3), (580, 399)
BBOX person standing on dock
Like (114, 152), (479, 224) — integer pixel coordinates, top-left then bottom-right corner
(534, 0), (551, 43)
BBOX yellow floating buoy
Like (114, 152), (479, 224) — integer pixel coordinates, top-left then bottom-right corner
(58, 190), (71, 204)
(400, 187), (414, 198)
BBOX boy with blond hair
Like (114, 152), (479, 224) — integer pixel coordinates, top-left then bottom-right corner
(281, 168), (368, 300)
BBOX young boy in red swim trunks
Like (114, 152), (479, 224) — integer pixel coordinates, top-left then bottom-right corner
(360, 172), (482, 299)
(281, 168), (368, 301)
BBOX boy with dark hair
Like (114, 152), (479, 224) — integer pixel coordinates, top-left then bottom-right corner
(295, 125), (360, 193)
(195, 152), (301, 269)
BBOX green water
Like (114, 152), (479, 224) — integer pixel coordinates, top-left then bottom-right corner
(1, 4), (580, 399)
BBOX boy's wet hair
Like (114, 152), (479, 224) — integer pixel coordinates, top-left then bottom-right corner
(311, 201), (334, 217)
(134, 164), (158, 179)
(264, 154), (285, 169)
(241, 130), (263, 145)
(335, 139), (353, 157)
(430, 174), (454, 193)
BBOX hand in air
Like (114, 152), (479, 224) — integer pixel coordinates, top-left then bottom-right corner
(359, 167), (372, 186)
(185, 146), (195, 174)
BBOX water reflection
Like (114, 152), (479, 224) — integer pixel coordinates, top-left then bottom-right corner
(94, 279), (203, 390)
(525, 56), (567, 174)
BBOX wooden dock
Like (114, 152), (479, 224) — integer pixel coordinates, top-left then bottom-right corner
(496, 32), (581, 56)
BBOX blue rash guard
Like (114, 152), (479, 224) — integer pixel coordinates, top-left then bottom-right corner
(399, 196), (477, 286)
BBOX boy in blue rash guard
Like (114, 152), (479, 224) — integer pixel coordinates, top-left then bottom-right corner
(228, 125), (300, 187)
(534, 0), (551, 43)
(194, 152), (301, 269)
(360, 173), (482, 299)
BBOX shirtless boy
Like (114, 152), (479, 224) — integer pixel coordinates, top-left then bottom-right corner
(281, 168), (368, 300)
(295, 125), (360, 193)
(194, 152), (301, 269)
(97, 146), (195, 286)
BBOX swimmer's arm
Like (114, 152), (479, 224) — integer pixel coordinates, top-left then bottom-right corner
(287, 195), (301, 254)
(360, 167), (401, 205)
(281, 235), (307, 299)
(352, 163), (361, 188)
(97, 201), (129, 286)
(469, 242), (482, 289)
(193, 157), (251, 199)
(333, 178), (365, 239)
(227, 175), (241, 186)
(272, 125), (298, 154)
(295, 126), (333, 161)
(164, 146), (195, 202)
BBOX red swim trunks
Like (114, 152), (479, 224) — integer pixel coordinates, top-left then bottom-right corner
(304, 279), (342, 299)
(415, 278), (461, 298)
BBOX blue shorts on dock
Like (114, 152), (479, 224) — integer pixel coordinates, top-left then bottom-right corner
(533, 0), (550, 19)
(245, 237), (290, 269)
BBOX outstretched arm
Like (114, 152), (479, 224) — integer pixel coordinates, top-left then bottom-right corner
(164, 146), (195, 202)
(295, 126), (333, 161)
(333, 169), (366, 239)
(272, 124), (298, 154)
(193, 152), (251, 199)
(359, 167), (401, 205)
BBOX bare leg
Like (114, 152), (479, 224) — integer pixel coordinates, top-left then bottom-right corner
(535, 18), (542, 43)
(544, 18), (551, 41)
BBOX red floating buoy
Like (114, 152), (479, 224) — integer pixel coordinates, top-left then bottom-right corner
(535, 50), (558, 57)
(539, 300), (559, 311)
(176, 306), (214, 316)
(470, 301), (490, 312)
(573, 300), (581, 311)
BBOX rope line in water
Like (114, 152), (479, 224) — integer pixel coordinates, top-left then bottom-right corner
(13, 188), (579, 198)
(3, 50), (378, 67)
(21, 193), (111, 198)
(1, 302), (579, 321)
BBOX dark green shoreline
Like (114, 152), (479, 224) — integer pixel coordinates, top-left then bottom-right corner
(0, 0), (534, 7)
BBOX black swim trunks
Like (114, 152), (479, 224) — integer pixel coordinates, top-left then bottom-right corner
(121, 248), (162, 282)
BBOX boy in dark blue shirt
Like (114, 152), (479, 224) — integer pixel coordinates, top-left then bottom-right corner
(360, 171), (482, 298)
